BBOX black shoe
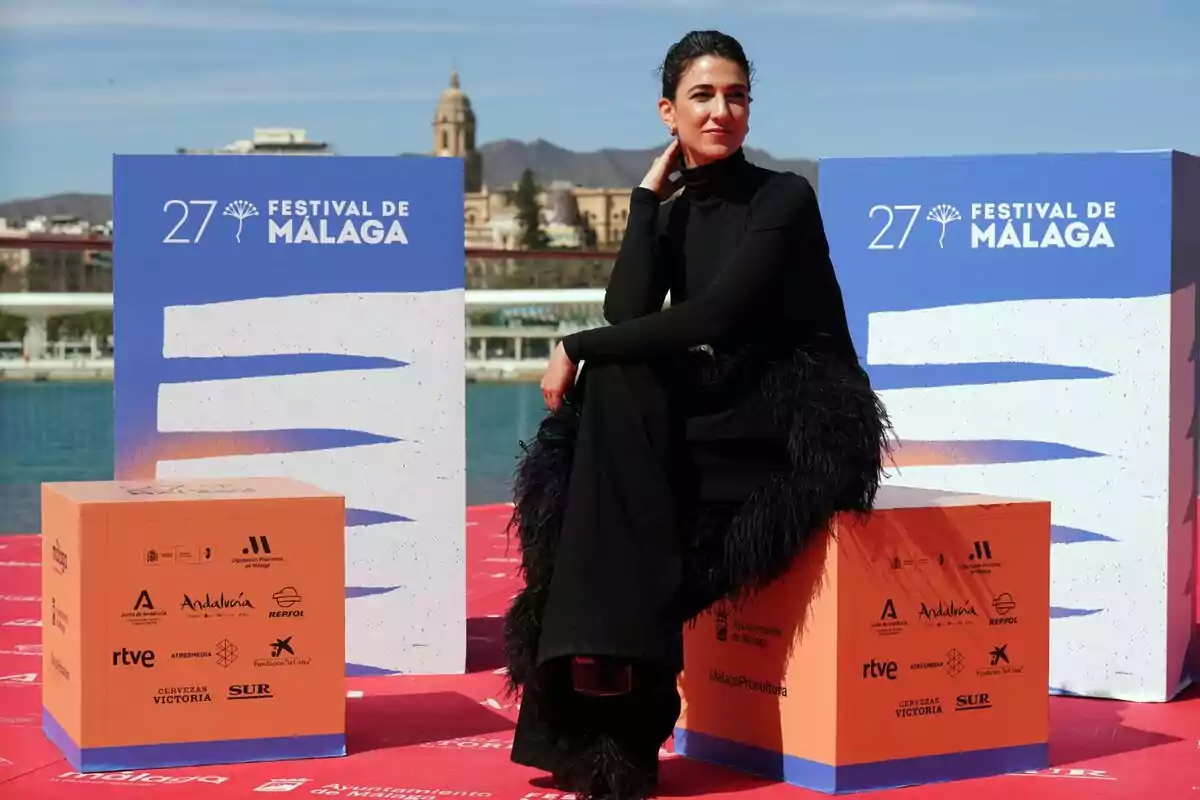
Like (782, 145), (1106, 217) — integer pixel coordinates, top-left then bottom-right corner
(553, 768), (609, 795)
(553, 764), (655, 800)
(571, 656), (633, 697)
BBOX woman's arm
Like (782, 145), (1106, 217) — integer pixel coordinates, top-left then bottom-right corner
(562, 174), (818, 364)
(601, 188), (671, 324)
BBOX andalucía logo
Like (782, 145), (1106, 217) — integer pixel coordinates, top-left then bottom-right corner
(180, 592), (255, 618)
(918, 601), (978, 625)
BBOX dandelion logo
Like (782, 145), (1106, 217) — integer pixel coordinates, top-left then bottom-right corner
(223, 200), (259, 244)
(926, 204), (961, 249)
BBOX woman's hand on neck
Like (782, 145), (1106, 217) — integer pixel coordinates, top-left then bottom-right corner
(638, 138), (685, 198)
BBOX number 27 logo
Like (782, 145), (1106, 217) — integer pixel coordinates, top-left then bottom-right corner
(162, 199), (258, 244)
(868, 203), (961, 251)
(163, 200), (217, 244)
(868, 204), (922, 250)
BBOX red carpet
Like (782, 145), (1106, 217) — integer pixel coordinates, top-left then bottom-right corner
(0, 504), (1197, 798)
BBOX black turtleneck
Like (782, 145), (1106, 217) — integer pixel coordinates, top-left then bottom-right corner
(561, 147), (855, 365)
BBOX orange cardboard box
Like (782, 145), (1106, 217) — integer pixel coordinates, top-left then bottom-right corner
(41, 477), (347, 773)
(676, 486), (1050, 794)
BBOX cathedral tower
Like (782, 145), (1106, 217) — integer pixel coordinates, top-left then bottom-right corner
(433, 70), (483, 192)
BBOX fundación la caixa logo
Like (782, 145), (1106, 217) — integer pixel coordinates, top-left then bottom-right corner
(160, 198), (412, 246)
(866, 199), (1118, 251)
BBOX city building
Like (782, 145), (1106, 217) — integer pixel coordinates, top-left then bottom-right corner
(435, 71), (631, 249)
(171, 76), (634, 251)
(170, 75), (633, 251)
(177, 127), (334, 156)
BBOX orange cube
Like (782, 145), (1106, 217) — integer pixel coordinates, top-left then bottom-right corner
(676, 486), (1050, 793)
(41, 478), (347, 773)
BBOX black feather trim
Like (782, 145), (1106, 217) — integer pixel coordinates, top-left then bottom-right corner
(501, 347), (894, 782)
(502, 396), (581, 698)
(713, 349), (894, 605)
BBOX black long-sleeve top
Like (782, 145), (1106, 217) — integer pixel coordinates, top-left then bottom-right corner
(561, 148), (857, 366)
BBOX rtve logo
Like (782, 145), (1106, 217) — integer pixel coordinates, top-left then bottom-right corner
(862, 658), (898, 681)
(111, 647), (156, 669)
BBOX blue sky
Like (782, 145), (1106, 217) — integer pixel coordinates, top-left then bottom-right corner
(1, 0), (1197, 200)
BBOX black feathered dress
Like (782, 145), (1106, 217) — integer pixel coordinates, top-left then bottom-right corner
(502, 148), (891, 798)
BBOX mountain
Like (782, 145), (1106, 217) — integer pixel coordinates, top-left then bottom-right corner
(0, 193), (112, 226)
(0, 141), (820, 223)
(478, 138), (818, 189)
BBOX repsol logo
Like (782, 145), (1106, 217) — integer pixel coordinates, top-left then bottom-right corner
(268, 609), (304, 618)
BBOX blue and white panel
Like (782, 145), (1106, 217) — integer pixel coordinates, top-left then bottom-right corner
(819, 150), (1191, 701)
(113, 154), (466, 676)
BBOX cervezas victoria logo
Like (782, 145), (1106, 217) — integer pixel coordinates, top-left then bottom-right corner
(153, 684), (212, 705)
(180, 591), (255, 619)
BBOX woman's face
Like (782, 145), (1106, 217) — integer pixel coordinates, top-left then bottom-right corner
(660, 55), (751, 167)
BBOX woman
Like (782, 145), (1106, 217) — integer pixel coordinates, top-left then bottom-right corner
(503, 30), (891, 799)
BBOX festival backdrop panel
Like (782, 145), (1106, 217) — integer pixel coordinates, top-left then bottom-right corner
(112, 155), (466, 676)
(817, 150), (1197, 702)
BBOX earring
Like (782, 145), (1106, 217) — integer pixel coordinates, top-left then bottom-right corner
(670, 126), (677, 136)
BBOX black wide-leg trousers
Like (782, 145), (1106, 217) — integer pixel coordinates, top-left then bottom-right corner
(508, 356), (791, 786)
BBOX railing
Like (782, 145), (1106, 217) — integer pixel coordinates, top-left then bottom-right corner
(0, 236), (618, 532)
(0, 235), (618, 360)
(0, 234), (619, 292)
